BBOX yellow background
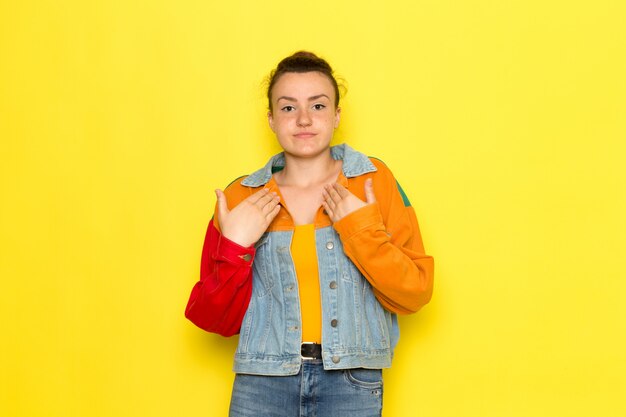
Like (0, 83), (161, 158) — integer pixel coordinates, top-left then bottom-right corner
(1, 0), (625, 416)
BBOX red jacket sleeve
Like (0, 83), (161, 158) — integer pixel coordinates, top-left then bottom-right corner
(184, 218), (255, 337)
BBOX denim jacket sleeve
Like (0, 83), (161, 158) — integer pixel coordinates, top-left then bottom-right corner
(332, 159), (434, 314)
(184, 217), (255, 336)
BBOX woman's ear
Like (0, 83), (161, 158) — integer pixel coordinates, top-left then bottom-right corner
(268, 111), (275, 132)
(334, 107), (341, 128)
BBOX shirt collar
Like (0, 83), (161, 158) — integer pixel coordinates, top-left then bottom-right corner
(241, 143), (377, 188)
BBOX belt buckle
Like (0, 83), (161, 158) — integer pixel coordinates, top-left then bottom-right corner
(301, 342), (318, 360)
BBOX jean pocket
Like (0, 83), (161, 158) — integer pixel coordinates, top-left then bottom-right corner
(344, 368), (383, 390)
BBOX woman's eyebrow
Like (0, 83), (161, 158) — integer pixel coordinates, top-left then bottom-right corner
(276, 94), (330, 103)
(308, 94), (330, 101)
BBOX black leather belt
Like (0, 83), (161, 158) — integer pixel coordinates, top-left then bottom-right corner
(301, 343), (322, 360)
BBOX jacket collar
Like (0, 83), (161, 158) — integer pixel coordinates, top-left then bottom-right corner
(241, 143), (377, 188)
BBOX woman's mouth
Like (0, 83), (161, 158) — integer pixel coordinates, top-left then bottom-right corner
(294, 132), (316, 138)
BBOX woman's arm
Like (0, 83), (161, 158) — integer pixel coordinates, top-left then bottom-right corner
(334, 202), (434, 314)
(184, 218), (255, 336)
(185, 186), (281, 336)
(326, 161), (434, 314)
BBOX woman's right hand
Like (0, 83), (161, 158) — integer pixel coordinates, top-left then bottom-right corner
(215, 188), (281, 247)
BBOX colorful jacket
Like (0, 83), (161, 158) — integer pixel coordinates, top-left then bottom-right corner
(185, 144), (434, 375)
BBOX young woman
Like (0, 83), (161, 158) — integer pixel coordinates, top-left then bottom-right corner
(185, 51), (434, 417)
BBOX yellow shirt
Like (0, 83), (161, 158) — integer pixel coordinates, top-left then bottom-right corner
(291, 224), (322, 344)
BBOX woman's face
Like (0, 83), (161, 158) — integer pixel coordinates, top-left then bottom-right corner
(268, 71), (340, 159)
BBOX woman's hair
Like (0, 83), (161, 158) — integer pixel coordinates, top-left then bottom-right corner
(266, 51), (341, 111)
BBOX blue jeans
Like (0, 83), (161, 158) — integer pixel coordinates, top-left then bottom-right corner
(228, 360), (383, 417)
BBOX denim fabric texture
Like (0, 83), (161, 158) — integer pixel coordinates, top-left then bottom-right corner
(233, 145), (399, 376)
(229, 360), (383, 417)
(241, 144), (378, 187)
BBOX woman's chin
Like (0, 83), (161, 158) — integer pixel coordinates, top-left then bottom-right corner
(285, 145), (331, 159)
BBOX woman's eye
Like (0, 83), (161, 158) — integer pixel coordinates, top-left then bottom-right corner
(313, 104), (326, 110)
(281, 105), (295, 112)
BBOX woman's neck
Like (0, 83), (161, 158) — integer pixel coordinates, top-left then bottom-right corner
(276, 150), (341, 188)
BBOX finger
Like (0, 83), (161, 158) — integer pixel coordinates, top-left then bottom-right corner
(246, 188), (270, 204)
(332, 183), (351, 198)
(266, 203), (281, 222)
(322, 189), (336, 208)
(262, 195), (281, 214)
(321, 201), (334, 219)
(215, 189), (229, 216)
(255, 191), (278, 208)
(364, 178), (376, 204)
(325, 184), (342, 202)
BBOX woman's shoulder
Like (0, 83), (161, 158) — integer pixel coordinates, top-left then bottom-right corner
(363, 155), (412, 207)
(221, 175), (256, 205)
(365, 155), (397, 181)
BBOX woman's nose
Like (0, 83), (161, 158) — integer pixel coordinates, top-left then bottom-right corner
(296, 110), (312, 127)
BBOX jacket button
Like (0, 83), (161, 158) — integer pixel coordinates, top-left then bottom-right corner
(331, 355), (340, 364)
(331, 319), (338, 327)
(326, 241), (334, 250)
(329, 281), (337, 289)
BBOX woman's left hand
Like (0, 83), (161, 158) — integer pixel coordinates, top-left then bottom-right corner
(322, 178), (376, 223)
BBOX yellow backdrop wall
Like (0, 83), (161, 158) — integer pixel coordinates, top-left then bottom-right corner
(1, 1), (625, 416)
